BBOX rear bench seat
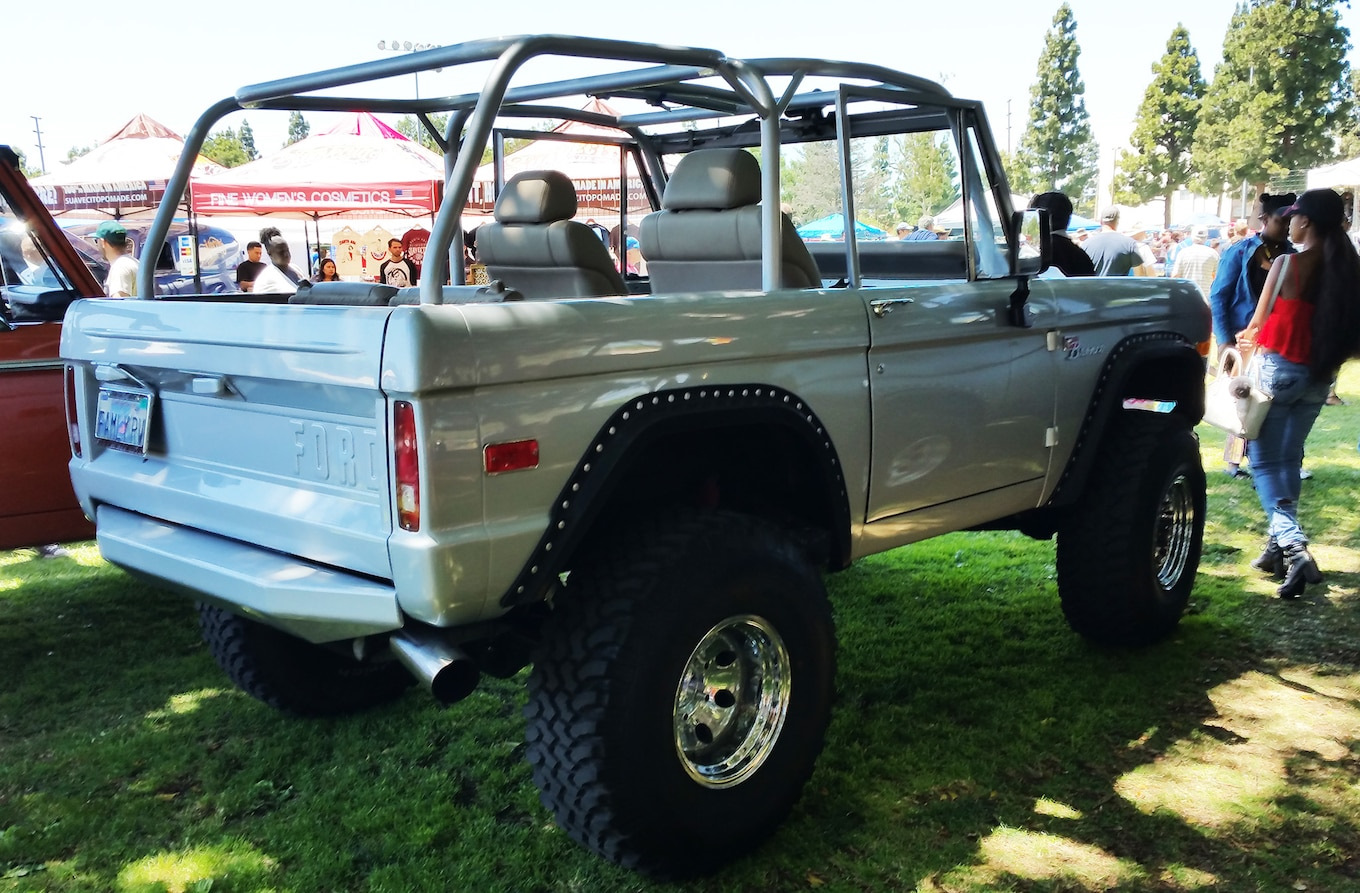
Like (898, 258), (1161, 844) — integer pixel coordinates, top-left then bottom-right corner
(291, 281), (525, 306)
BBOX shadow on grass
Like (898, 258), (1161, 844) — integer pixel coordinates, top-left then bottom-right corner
(2, 522), (1358, 891)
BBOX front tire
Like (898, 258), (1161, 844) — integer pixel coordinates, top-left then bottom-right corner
(198, 604), (413, 716)
(525, 512), (836, 877)
(1056, 416), (1205, 646)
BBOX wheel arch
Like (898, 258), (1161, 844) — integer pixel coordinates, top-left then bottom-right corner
(1047, 333), (1204, 506)
(499, 384), (853, 609)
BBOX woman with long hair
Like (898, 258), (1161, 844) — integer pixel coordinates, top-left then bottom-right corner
(1236, 188), (1360, 597)
(316, 257), (341, 281)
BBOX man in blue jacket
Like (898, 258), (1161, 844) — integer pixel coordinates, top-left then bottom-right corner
(1207, 193), (1294, 355)
(1206, 192), (1294, 477)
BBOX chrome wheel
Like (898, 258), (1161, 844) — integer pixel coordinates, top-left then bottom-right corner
(1154, 471), (1195, 589)
(674, 614), (791, 788)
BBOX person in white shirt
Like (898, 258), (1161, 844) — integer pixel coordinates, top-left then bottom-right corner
(93, 220), (137, 298)
(251, 226), (303, 295)
(1170, 225), (1220, 301)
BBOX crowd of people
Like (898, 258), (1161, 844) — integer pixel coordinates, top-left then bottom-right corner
(1027, 187), (1360, 600)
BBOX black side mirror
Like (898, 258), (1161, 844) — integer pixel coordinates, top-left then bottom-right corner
(1012, 208), (1051, 277)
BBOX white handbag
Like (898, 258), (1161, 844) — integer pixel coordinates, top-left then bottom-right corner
(1204, 347), (1272, 439)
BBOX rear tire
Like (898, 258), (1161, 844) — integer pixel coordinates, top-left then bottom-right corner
(198, 604), (413, 716)
(524, 512), (836, 877)
(1056, 416), (1205, 646)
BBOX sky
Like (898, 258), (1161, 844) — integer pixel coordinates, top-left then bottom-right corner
(6, 0), (1358, 178)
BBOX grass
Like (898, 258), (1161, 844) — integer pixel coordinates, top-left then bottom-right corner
(3, 368), (1360, 892)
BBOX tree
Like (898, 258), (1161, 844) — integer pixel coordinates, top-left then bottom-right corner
(286, 111), (310, 147)
(239, 119), (258, 162)
(780, 141), (844, 226)
(1332, 69), (1360, 159)
(396, 114), (450, 154)
(66, 145), (92, 163)
(1195, 0), (1351, 197)
(1114, 25), (1206, 228)
(891, 131), (959, 224)
(15, 149), (42, 178)
(201, 128), (249, 168)
(1012, 3), (1101, 214)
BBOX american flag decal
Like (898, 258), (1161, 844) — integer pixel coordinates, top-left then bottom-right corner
(394, 188), (412, 198)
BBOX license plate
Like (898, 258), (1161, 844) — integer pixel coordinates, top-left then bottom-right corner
(95, 387), (154, 453)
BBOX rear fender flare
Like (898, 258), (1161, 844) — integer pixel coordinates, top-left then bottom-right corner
(499, 384), (852, 608)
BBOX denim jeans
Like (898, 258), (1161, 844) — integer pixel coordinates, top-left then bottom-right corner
(1245, 352), (1330, 547)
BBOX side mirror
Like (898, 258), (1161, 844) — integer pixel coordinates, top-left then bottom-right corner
(1012, 208), (1050, 277)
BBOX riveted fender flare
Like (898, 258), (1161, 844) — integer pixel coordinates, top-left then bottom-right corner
(499, 384), (853, 608)
(1045, 332), (1205, 509)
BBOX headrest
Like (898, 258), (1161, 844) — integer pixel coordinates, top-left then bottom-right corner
(663, 148), (762, 211)
(494, 170), (578, 224)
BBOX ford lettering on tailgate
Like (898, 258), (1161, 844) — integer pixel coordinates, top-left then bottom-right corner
(291, 420), (382, 490)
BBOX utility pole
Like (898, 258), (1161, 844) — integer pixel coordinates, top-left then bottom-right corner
(1006, 100), (1012, 156)
(31, 116), (47, 174)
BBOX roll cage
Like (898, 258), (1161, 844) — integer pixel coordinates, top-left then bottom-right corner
(146, 34), (1024, 303)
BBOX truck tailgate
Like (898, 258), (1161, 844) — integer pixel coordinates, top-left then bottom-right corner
(62, 300), (396, 579)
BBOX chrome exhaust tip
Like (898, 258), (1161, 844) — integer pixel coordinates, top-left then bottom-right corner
(389, 628), (481, 705)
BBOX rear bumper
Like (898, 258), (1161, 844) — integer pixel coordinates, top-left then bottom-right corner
(97, 505), (402, 643)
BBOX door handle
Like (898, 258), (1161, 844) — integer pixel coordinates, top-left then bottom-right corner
(870, 298), (915, 318)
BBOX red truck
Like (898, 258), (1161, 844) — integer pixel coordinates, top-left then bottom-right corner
(0, 145), (101, 549)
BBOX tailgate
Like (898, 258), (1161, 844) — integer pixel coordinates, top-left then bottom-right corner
(62, 299), (397, 578)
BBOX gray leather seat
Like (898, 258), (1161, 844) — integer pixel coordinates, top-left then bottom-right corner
(638, 148), (820, 292)
(476, 170), (627, 299)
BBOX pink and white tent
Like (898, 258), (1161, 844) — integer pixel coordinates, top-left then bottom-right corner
(30, 113), (223, 216)
(190, 112), (445, 218)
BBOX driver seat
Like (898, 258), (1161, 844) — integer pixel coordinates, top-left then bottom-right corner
(638, 148), (821, 292)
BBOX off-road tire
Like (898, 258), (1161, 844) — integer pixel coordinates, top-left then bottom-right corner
(1056, 416), (1205, 646)
(197, 604), (413, 716)
(524, 511), (836, 877)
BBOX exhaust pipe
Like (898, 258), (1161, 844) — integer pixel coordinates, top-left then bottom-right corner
(389, 628), (481, 705)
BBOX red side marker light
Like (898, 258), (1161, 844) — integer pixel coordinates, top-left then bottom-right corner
(484, 439), (539, 474)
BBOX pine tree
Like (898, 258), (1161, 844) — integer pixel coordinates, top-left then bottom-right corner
(780, 141), (845, 226)
(1195, 0), (1351, 196)
(1114, 25), (1206, 228)
(1013, 3), (1101, 215)
(892, 132), (960, 223)
(1332, 69), (1360, 158)
(286, 112), (310, 147)
(239, 119), (258, 162)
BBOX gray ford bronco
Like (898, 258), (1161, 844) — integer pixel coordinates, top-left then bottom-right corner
(61, 35), (1210, 877)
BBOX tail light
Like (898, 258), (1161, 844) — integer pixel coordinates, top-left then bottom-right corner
(64, 365), (82, 458)
(393, 401), (420, 531)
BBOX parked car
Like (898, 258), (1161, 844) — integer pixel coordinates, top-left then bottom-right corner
(0, 146), (102, 549)
(63, 220), (241, 295)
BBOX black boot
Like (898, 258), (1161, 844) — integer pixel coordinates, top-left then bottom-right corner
(1277, 543), (1324, 599)
(1251, 537), (1285, 578)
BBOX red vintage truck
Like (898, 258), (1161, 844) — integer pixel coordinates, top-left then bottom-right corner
(0, 145), (101, 549)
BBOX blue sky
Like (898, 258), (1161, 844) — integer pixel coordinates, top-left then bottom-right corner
(6, 0), (1358, 172)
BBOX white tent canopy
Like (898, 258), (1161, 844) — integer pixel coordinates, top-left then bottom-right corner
(30, 113), (222, 216)
(1307, 157), (1360, 190)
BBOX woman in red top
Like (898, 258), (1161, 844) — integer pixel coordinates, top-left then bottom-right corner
(1236, 189), (1360, 597)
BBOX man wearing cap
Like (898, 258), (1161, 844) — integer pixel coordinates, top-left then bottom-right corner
(903, 214), (939, 241)
(895, 222), (912, 240)
(1081, 206), (1151, 276)
(1207, 193), (1295, 357)
(92, 220), (137, 298)
(1170, 225), (1219, 300)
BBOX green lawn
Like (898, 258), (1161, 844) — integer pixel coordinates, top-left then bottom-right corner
(3, 369), (1359, 893)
